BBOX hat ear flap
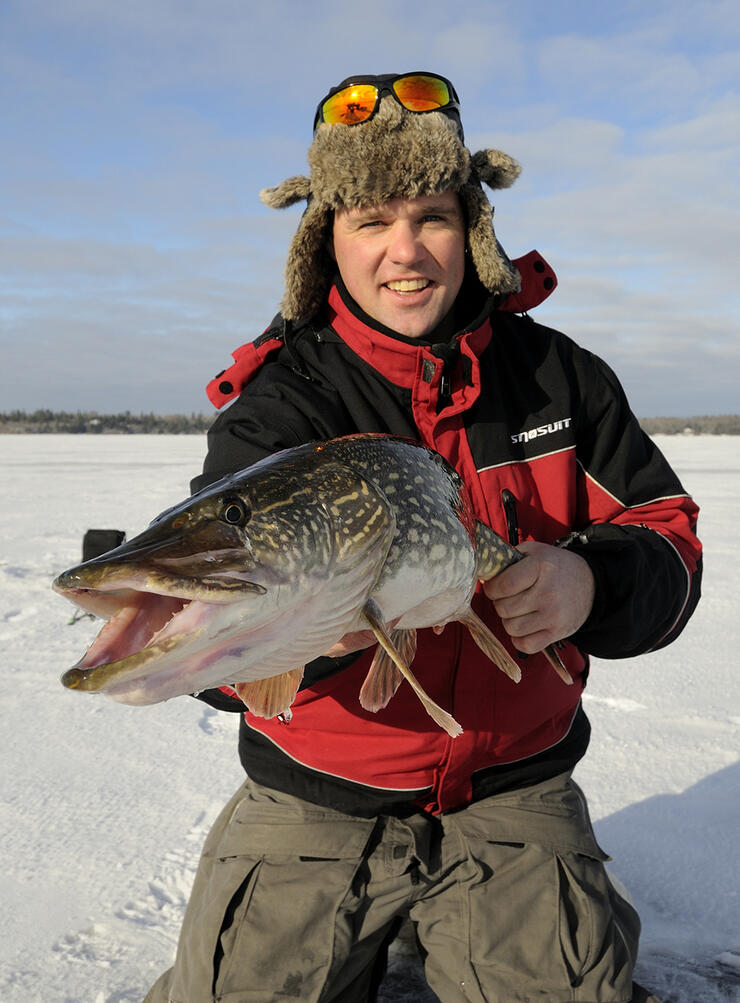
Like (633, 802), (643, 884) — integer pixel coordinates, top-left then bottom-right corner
(280, 201), (335, 320)
(459, 181), (520, 296)
(260, 175), (312, 209)
(470, 149), (521, 191)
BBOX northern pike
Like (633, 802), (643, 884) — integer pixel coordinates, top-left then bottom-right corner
(53, 434), (571, 737)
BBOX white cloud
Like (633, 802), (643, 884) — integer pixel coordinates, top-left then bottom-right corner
(1, 1), (738, 417)
(466, 92), (740, 417)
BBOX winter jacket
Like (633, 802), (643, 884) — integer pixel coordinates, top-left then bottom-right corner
(193, 276), (702, 817)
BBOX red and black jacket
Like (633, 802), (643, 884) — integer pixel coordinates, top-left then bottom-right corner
(193, 268), (702, 817)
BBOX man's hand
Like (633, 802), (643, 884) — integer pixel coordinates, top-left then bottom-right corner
(323, 629), (380, 658)
(483, 542), (595, 654)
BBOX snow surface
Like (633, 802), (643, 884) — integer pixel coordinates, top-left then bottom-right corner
(0, 433), (738, 1003)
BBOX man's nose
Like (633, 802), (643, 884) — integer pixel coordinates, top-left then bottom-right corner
(387, 222), (423, 265)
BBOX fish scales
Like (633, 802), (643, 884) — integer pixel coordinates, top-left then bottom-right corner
(53, 434), (571, 736)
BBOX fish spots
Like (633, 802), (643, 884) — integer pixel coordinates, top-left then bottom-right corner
(332, 489), (361, 507)
(56, 435), (489, 715)
(334, 501), (392, 560)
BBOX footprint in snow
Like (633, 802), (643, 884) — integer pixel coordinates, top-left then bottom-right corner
(3, 606), (39, 623)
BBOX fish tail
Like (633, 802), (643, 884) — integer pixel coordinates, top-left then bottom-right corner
(474, 521), (522, 582)
(474, 522), (574, 686)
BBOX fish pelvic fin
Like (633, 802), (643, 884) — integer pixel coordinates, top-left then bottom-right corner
(474, 520), (522, 582)
(360, 600), (462, 738)
(234, 667), (304, 719)
(458, 607), (522, 683)
(359, 628), (417, 712)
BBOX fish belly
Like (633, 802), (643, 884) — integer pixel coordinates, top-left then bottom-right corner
(370, 541), (477, 629)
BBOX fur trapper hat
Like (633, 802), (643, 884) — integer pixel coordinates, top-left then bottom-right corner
(261, 96), (521, 321)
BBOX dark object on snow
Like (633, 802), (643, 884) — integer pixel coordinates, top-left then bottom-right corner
(82, 529), (126, 563)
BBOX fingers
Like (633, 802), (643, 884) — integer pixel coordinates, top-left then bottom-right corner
(324, 617), (402, 658)
(483, 547), (537, 602)
(483, 541), (595, 652)
(323, 630), (379, 657)
(496, 598), (561, 654)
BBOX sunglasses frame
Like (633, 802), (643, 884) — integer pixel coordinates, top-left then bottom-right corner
(313, 72), (462, 136)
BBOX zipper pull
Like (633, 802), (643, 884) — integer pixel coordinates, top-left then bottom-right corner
(500, 489), (529, 661)
(501, 488), (520, 546)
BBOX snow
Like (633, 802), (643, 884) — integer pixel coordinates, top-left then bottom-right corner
(0, 433), (738, 1002)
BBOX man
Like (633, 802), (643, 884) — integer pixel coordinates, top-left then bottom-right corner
(146, 73), (701, 1002)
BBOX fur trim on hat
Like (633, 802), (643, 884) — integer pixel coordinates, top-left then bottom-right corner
(261, 97), (522, 321)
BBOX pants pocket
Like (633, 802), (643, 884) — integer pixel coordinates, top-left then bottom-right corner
(216, 854), (367, 1000)
(170, 786), (375, 1002)
(555, 849), (638, 998)
(466, 841), (637, 1002)
(167, 849), (263, 1002)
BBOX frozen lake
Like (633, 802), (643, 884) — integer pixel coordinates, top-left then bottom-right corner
(0, 434), (738, 1002)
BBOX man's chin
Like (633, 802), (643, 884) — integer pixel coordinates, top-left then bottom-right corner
(377, 305), (444, 340)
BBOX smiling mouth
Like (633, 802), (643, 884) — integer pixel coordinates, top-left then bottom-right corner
(385, 279), (432, 293)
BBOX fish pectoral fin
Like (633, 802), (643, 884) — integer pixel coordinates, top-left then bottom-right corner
(360, 600), (462, 738)
(234, 667), (304, 719)
(459, 607), (522, 683)
(544, 644), (574, 685)
(359, 628), (417, 712)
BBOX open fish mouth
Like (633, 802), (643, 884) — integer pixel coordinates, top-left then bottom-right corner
(56, 572), (267, 693)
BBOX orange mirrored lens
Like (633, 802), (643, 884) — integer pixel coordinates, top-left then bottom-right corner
(393, 74), (450, 111)
(321, 84), (378, 125)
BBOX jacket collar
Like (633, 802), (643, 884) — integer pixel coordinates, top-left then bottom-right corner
(327, 280), (494, 394)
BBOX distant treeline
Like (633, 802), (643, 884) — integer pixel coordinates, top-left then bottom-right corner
(1, 410), (739, 435)
(638, 414), (740, 435)
(0, 410), (213, 434)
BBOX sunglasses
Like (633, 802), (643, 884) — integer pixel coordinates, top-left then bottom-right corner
(314, 72), (461, 133)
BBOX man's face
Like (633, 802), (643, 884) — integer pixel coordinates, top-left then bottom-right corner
(331, 191), (466, 339)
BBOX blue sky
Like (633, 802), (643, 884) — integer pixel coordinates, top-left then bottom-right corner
(1, 0), (738, 417)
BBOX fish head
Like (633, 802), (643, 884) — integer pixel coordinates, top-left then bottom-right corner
(52, 460), (342, 700)
(53, 447), (395, 704)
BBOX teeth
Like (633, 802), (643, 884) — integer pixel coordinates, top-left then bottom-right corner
(386, 279), (430, 293)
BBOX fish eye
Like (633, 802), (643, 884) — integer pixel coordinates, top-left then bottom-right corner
(219, 498), (250, 526)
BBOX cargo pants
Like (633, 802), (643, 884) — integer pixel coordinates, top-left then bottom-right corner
(145, 772), (657, 1002)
